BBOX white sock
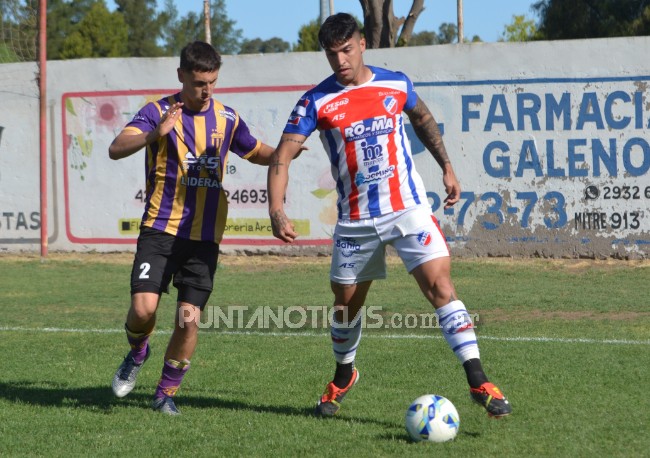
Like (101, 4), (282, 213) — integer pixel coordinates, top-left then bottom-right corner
(330, 316), (362, 364)
(436, 300), (480, 363)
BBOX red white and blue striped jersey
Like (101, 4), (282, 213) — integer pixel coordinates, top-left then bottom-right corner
(283, 66), (427, 220)
(124, 94), (262, 243)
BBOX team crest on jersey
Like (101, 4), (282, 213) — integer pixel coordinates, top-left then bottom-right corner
(417, 230), (432, 246)
(383, 96), (398, 115)
(335, 237), (361, 258)
(210, 129), (224, 149)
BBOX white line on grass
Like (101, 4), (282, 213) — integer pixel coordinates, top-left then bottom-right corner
(0, 326), (649, 345)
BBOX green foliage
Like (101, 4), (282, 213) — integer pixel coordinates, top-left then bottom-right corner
(500, 15), (538, 42)
(0, 42), (20, 62)
(60, 2), (128, 58)
(208, 0), (243, 55)
(405, 23), (481, 47)
(239, 37), (290, 55)
(293, 19), (320, 52)
(0, 0), (36, 62)
(162, 11), (203, 56)
(437, 22), (458, 44)
(407, 30), (436, 46)
(46, 0), (97, 60)
(114, 0), (166, 57)
(159, 0), (191, 56)
(533, 0), (650, 39)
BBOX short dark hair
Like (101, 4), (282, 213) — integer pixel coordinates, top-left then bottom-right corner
(318, 13), (360, 49)
(179, 41), (222, 73)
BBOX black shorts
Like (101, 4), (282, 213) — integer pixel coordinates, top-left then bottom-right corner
(130, 226), (219, 309)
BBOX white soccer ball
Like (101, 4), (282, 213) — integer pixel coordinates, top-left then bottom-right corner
(405, 394), (460, 443)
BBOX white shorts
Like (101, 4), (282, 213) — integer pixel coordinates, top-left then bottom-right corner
(330, 205), (450, 284)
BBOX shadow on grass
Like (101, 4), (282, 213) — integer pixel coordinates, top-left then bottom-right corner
(0, 380), (400, 428)
(377, 429), (482, 444)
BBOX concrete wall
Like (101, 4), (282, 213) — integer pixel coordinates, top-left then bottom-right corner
(1, 37), (649, 258)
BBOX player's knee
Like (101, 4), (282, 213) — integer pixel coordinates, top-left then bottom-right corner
(430, 279), (457, 307)
(129, 293), (159, 322)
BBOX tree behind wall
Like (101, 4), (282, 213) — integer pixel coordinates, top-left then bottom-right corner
(360, 0), (425, 48)
(60, 2), (128, 58)
(114, 0), (165, 57)
(0, 0), (37, 62)
(533, 0), (650, 39)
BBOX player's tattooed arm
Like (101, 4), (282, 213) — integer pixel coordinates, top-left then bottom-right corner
(269, 208), (297, 242)
(279, 137), (305, 146)
(269, 150), (285, 176)
(270, 209), (290, 232)
(406, 96), (451, 169)
(406, 96), (461, 209)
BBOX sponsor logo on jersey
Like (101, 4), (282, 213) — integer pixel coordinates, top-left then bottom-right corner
(383, 96), (398, 115)
(287, 116), (301, 126)
(335, 237), (361, 258)
(344, 117), (394, 142)
(217, 110), (236, 121)
(378, 90), (400, 96)
(417, 230), (432, 246)
(354, 166), (395, 186)
(182, 151), (220, 172)
(360, 141), (384, 167)
(180, 176), (222, 188)
(323, 98), (349, 114)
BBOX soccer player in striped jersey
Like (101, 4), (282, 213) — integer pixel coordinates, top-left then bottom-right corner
(268, 13), (511, 419)
(109, 41), (276, 415)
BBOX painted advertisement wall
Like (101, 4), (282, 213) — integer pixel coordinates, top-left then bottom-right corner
(1, 37), (649, 258)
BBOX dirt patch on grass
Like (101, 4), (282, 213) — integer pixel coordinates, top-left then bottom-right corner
(2, 252), (649, 270)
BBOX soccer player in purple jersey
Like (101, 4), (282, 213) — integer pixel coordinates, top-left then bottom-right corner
(267, 14), (511, 418)
(109, 41), (276, 415)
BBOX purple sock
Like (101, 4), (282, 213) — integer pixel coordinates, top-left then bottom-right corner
(125, 324), (150, 365)
(154, 359), (190, 399)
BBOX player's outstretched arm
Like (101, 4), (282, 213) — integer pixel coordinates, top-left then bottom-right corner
(249, 143), (308, 166)
(405, 96), (460, 208)
(108, 102), (183, 160)
(267, 134), (306, 243)
(249, 144), (276, 166)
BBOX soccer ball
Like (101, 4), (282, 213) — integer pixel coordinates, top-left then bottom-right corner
(405, 394), (460, 443)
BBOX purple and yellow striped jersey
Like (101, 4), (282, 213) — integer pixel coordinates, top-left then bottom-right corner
(124, 93), (262, 243)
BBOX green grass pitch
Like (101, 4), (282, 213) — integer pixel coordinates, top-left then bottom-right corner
(1, 254), (649, 456)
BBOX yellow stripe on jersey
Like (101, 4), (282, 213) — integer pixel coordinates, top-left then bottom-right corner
(165, 110), (189, 237)
(214, 188), (229, 243)
(189, 115), (208, 240)
(143, 101), (168, 233)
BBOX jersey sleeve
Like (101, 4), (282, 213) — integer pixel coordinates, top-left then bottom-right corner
(123, 101), (163, 134)
(400, 72), (418, 111)
(230, 115), (262, 159)
(282, 93), (318, 136)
